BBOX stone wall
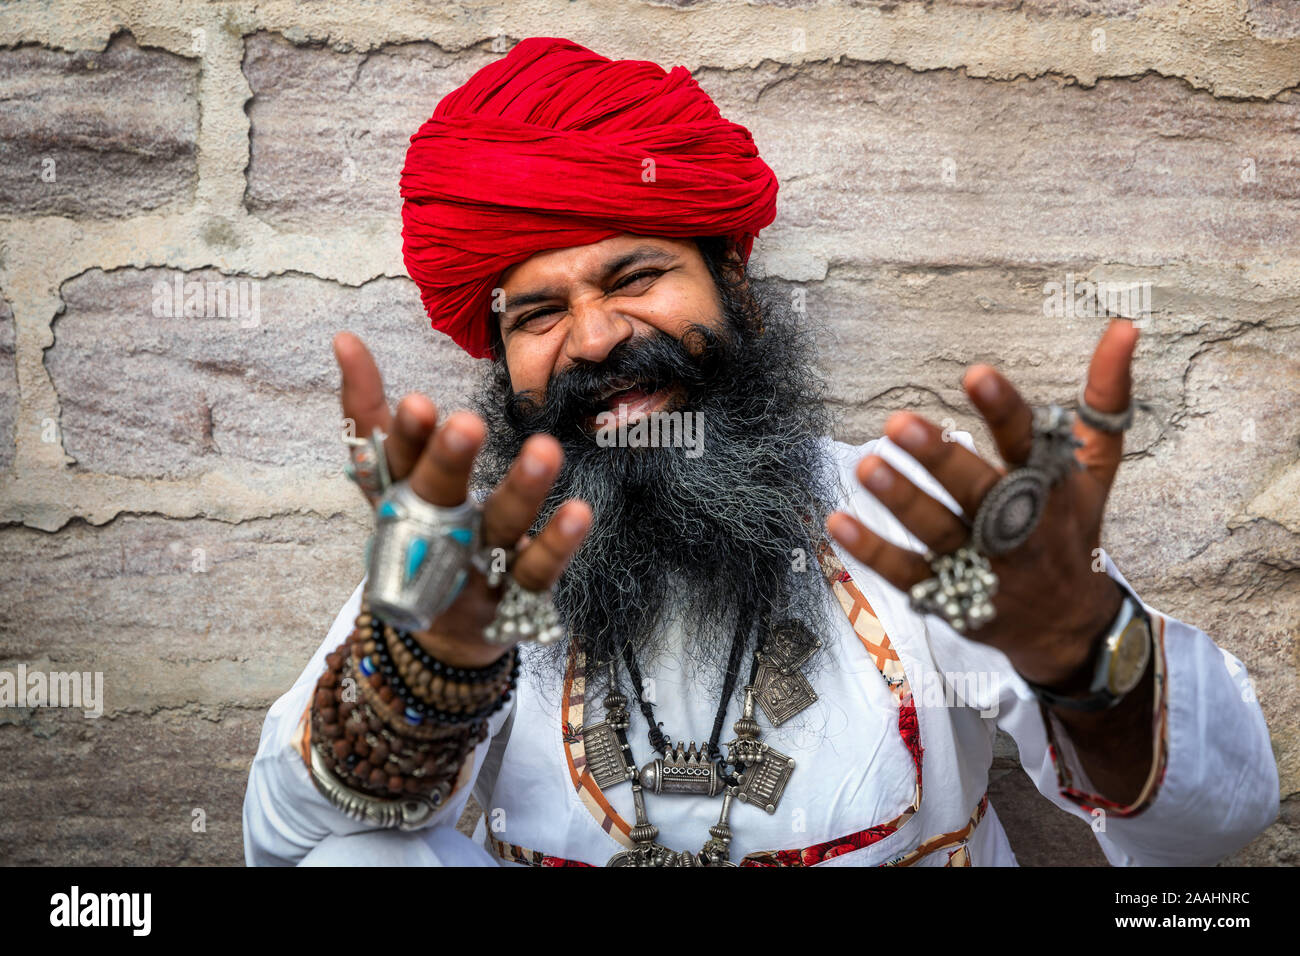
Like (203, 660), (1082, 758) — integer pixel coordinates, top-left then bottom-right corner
(0, 0), (1295, 866)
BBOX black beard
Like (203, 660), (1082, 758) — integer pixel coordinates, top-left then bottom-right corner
(471, 276), (840, 705)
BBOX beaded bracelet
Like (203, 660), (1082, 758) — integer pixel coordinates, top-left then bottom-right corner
(362, 632), (519, 727)
(384, 627), (513, 711)
(311, 644), (483, 801)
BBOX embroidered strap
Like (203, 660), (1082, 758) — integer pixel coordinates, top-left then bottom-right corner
(489, 792), (989, 868)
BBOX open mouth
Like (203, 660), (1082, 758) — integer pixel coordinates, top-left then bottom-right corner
(584, 377), (680, 430)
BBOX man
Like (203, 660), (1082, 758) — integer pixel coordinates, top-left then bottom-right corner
(243, 37), (1278, 866)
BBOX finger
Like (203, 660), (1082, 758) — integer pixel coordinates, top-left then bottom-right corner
(510, 499), (592, 591)
(855, 455), (968, 554)
(884, 413), (1002, 519)
(386, 393), (438, 481)
(1078, 319), (1139, 487)
(407, 410), (486, 507)
(480, 434), (565, 549)
(334, 332), (392, 438)
(963, 365), (1033, 467)
(826, 512), (931, 593)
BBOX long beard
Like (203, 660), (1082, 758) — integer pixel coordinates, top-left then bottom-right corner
(471, 276), (840, 703)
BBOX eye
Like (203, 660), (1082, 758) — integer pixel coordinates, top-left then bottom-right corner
(612, 269), (663, 291)
(511, 307), (560, 331)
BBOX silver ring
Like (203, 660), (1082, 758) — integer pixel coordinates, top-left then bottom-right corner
(365, 481), (481, 633)
(971, 404), (1082, 556)
(971, 467), (1049, 557)
(908, 545), (998, 634)
(482, 575), (564, 646)
(1075, 383), (1134, 433)
(344, 428), (392, 505)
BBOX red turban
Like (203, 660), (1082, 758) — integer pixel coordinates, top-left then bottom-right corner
(399, 37), (780, 359)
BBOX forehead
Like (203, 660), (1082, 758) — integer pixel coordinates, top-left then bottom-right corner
(498, 234), (697, 289)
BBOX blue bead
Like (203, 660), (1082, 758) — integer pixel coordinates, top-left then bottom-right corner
(448, 527), (473, 546)
(404, 707), (423, 726)
(378, 501), (399, 519)
(358, 655), (376, 677)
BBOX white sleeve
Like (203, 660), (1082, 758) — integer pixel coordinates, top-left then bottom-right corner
(871, 430), (1279, 865)
(241, 578), (515, 866)
(986, 552), (1279, 866)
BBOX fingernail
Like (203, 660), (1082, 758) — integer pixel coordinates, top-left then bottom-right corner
(897, 420), (928, 451)
(863, 462), (893, 494)
(443, 428), (473, 454)
(829, 515), (859, 546)
(558, 511), (586, 537)
(975, 375), (999, 403)
(521, 454), (547, 479)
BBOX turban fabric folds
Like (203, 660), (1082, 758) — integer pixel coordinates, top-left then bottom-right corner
(399, 37), (780, 358)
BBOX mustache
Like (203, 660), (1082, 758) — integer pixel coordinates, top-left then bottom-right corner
(502, 323), (732, 440)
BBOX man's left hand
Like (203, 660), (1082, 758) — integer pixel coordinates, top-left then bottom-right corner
(827, 319), (1141, 690)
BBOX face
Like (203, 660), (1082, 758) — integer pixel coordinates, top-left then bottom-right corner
(496, 234), (727, 412)
(473, 237), (839, 702)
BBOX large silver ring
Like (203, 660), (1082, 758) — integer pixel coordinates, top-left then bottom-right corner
(1075, 383), (1134, 433)
(909, 546), (998, 634)
(344, 428), (392, 505)
(365, 480), (481, 633)
(971, 404), (1082, 556)
(482, 576), (564, 646)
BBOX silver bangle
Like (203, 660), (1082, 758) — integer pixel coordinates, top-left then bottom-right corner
(308, 742), (449, 830)
(1075, 383), (1134, 433)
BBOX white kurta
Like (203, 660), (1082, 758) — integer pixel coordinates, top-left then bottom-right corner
(243, 435), (1279, 866)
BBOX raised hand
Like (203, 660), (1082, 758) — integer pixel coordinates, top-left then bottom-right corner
(334, 331), (592, 668)
(827, 319), (1141, 688)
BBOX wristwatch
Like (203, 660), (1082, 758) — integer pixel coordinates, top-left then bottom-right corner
(1026, 589), (1153, 712)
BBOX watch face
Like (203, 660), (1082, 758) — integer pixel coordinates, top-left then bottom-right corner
(1107, 615), (1152, 697)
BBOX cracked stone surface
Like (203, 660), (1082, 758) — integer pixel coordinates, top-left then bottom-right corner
(0, 297), (14, 471)
(0, 33), (199, 218)
(47, 268), (478, 477)
(0, 0), (1296, 866)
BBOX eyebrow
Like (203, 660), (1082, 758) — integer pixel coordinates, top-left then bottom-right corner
(502, 245), (678, 318)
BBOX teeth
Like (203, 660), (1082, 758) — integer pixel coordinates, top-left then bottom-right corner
(599, 377), (638, 401)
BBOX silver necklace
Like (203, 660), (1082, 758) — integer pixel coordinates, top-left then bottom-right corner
(580, 621), (820, 866)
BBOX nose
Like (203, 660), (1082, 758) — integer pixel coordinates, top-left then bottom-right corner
(563, 296), (633, 366)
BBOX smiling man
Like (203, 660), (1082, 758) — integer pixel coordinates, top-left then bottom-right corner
(242, 37), (1278, 867)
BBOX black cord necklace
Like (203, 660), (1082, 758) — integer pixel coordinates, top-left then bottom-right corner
(618, 610), (765, 782)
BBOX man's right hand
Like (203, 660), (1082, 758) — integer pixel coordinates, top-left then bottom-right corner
(334, 331), (591, 668)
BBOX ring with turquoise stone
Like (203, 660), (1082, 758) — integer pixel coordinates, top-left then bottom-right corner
(364, 480), (481, 633)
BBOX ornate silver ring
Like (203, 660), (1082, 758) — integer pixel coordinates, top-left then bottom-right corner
(908, 545), (999, 634)
(482, 575), (564, 646)
(971, 404), (1082, 556)
(365, 481), (481, 633)
(344, 428), (392, 506)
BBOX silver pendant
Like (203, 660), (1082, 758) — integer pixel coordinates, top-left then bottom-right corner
(764, 619), (821, 673)
(734, 744), (796, 815)
(581, 720), (635, 790)
(753, 661), (818, 726)
(638, 741), (724, 797)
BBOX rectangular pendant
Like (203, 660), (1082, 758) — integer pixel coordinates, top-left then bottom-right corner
(735, 745), (795, 814)
(764, 619), (821, 673)
(753, 662), (818, 727)
(581, 720), (634, 790)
